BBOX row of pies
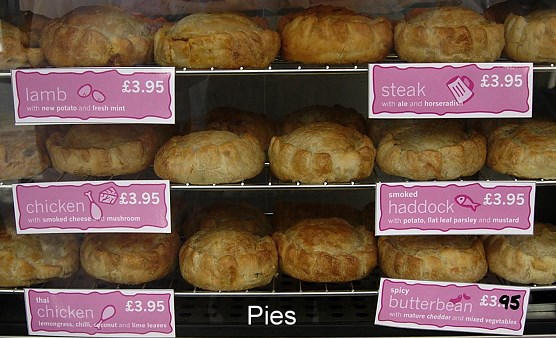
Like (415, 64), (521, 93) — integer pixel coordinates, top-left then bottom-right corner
(3, 4), (556, 69)
(1, 200), (555, 290)
(3, 105), (555, 183)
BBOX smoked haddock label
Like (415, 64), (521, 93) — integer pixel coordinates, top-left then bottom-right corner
(376, 182), (535, 235)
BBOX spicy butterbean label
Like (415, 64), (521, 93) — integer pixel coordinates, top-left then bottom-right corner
(25, 289), (175, 337)
(375, 278), (529, 336)
(13, 181), (170, 234)
(12, 68), (175, 125)
(375, 182), (535, 235)
(368, 63), (532, 118)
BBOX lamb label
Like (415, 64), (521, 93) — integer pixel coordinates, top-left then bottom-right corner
(376, 278), (529, 335)
(375, 182), (535, 235)
(12, 67), (175, 125)
(369, 63), (532, 118)
(12, 181), (171, 234)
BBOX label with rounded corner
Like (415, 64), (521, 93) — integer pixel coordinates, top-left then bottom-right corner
(12, 67), (175, 125)
(25, 289), (175, 337)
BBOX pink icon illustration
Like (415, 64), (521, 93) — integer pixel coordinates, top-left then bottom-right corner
(446, 76), (474, 104)
(99, 187), (119, 205)
(454, 194), (481, 212)
(93, 305), (116, 330)
(77, 84), (92, 98)
(92, 90), (106, 103)
(84, 191), (103, 221)
(449, 293), (471, 304)
(449, 294), (462, 304)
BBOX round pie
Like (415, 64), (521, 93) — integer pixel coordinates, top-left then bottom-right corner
(504, 9), (556, 62)
(80, 232), (180, 285)
(376, 122), (486, 180)
(273, 217), (377, 283)
(179, 228), (278, 291)
(0, 220), (79, 287)
(378, 235), (487, 282)
(483, 222), (556, 285)
(154, 130), (265, 184)
(46, 124), (165, 176)
(394, 6), (504, 62)
(269, 122), (375, 183)
(40, 5), (154, 67)
(154, 12), (280, 69)
(487, 120), (556, 179)
(279, 5), (393, 64)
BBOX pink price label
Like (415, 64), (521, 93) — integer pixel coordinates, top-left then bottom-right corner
(13, 181), (171, 234)
(369, 63), (532, 118)
(12, 68), (175, 125)
(375, 278), (530, 336)
(376, 182), (535, 235)
(25, 289), (175, 337)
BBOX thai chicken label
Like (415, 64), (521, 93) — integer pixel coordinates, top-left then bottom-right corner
(12, 67), (175, 125)
(13, 181), (170, 234)
(375, 182), (535, 235)
(369, 63), (532, 118)
(376, 278), (529, 335)
(25, 289), (175, 337)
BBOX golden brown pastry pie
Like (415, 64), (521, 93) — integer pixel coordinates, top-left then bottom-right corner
(154, 130), (265, 184)
(279, 5), (393, 64)
(46, 124), (166, 176)
(483, 222), (556, 285)
(376, 121), (486, 180)
(273, 217), (377, 283)
(154, 12), (280, 69)
(378, 235), (488, 282)
(504, 9), (556, 62)
(0, 20), (45, 69)
(0, 220), (79, 287)
(179, 228), (278, 291)
(80, 232), (180, 285)
(487, 120), (556, 179)
(394, 6), (504, 62)
(40, 5), (154, 67)
(269, 122), (375, 183)
(278, 104), (366, 135)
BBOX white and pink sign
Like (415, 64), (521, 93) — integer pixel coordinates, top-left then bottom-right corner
(375, 278), (529, 336)
(12, 68), (175, 125)
(375, 182), (535, 235)
(13, 181), (171, 234)
(369, 63), (532, 118)
(25, 289), (175, 337)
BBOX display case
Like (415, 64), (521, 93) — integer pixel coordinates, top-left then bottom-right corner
(0, 0), (555, 337)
